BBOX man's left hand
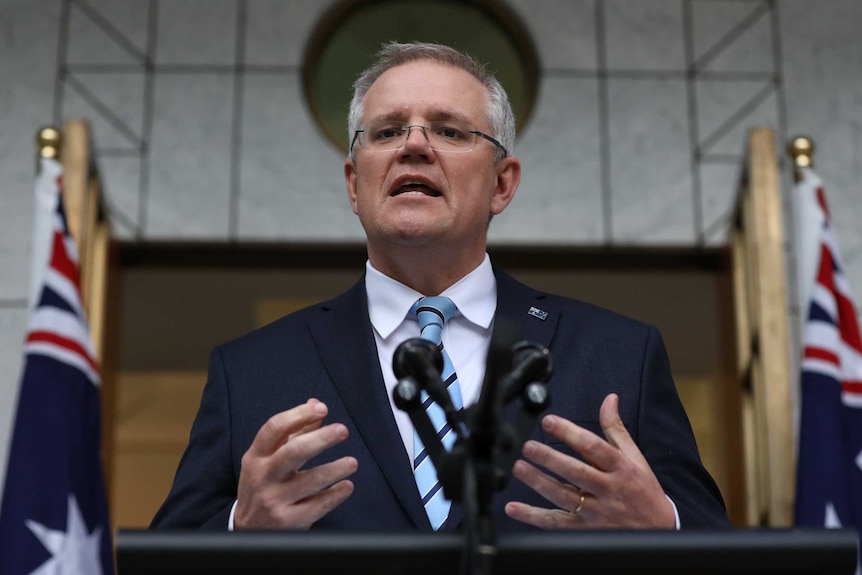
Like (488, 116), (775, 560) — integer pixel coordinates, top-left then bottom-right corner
(504, 393), (676, 529)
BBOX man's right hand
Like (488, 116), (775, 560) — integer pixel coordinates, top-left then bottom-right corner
(234, 398), (358, 529)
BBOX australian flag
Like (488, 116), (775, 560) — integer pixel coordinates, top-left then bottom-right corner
(794, 167), (862, 560)
(0, 157), (113, 574)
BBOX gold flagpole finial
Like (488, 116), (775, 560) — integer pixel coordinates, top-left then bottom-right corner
(787, 135), (814, 182)
(37, 126), (62, 160)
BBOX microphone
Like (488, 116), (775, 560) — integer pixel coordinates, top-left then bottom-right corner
(503, 342), (552, 402)
(392, 338), (454, 413)
(471, 322), (518, 458)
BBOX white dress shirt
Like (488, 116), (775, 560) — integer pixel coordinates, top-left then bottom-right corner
(365, 254), (497, 462)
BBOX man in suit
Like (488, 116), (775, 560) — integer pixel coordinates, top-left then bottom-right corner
(151, 42), (730, 531)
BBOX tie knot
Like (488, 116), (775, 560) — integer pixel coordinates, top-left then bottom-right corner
(412, 296), (457, 345)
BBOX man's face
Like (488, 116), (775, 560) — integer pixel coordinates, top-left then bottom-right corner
(345, 60), (520, 261)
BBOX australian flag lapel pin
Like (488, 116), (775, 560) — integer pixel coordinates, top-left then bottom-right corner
(527, 306), (548, 321)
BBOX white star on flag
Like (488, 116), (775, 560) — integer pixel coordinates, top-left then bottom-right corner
(24, 494), (104, 575)
(825, 502), (842, 528)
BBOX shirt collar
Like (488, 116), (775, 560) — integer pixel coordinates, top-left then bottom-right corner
(366, 254), (496, 340)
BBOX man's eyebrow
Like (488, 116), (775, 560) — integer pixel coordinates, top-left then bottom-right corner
(426, 110), (472, 124)
(364, 110), (474, 125)
(365, 113), (407, 124)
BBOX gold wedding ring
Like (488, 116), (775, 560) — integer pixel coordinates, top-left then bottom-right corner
(571, 490), (586, 515)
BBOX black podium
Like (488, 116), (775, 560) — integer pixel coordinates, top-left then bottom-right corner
(117, 529), (858, 575)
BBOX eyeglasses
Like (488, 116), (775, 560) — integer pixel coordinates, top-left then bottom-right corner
(351, 121), (507, 158)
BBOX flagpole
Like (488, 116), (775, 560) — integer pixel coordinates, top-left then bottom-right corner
(788, 136), (822, 353)
(786, 135), (816, 528)
(29, 127), (63, 310)
(787, 135), (814, 181)
(36, 126), (61, 162)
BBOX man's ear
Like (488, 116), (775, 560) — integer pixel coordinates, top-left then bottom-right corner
(490, 156), (521, 216)
(345, 157), (359, 214)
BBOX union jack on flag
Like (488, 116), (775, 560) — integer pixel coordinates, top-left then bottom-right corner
(794, 166), (862, 542)
(0, 157), (113, 574)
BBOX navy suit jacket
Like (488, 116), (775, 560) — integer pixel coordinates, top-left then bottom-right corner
(151, 269), (730, 531)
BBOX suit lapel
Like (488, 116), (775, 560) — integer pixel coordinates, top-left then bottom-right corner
(444, 268), (560, 530)
(493, 268), (559, 351)
(308, 279), (430, 529)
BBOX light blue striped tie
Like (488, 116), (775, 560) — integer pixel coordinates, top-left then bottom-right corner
(412, 296), (463, 530)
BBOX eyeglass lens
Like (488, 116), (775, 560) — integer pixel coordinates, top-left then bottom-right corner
(359, 122), (476, 152)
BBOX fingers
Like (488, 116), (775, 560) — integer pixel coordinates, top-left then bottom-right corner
(511, 459), (588, 513)
(540, 413), (621, 474)
(508, 393), (677, 530)
(242, 476), (357, 531)
(250, 399), (328, 457)
(271, 421), (351, 481)
(281, 455), (359, 501)
(599, 393), (646, 464)
(236, 399), (358, 529)
(286, 479), (356, 530)
(504, 501), (579, 530)
(274, 460), (358, 530)
(289, 412), (325, 441)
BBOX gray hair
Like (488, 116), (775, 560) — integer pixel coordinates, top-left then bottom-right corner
(348, 41), (515, 162)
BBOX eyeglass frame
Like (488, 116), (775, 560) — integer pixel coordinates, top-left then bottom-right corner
(350, 124), (508, 158)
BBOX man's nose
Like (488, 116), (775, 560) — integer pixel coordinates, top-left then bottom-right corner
(401, 125), (434, 158)
(405, 125), (428, 144)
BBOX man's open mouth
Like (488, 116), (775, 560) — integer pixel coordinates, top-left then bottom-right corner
(391, 182), (442, 197)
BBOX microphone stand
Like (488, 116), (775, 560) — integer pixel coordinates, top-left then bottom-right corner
(392, 323), (552, 575)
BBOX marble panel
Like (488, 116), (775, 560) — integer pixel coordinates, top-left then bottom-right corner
(238, 74), (364, 240)
(98, 156), (142, 239)
(703, 225), (729, 247)
(0, 0), (60, 300)
(0, 306), (29, 501)
(67, 0), (149, 65)
(696, 79), (770, 151)
(700, 8), (775, 74)
(59, 70), (145, 239)
(692, 0), (767, 65)
(604, 0), (685, 71)
(0, 185), (35, 301)
(691, 0), (773, 72)
(245, 0), (338, 67)
(146, 74), (233, 238)
(697, 83), (779, 157)
(156, 0), (236, 65)
(490, 77), (603, 244)
(505, 0), (596, 70)
(62, 72), (145, 151)
(698, 162), (739, 246)
(607, 79), (694, 244)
